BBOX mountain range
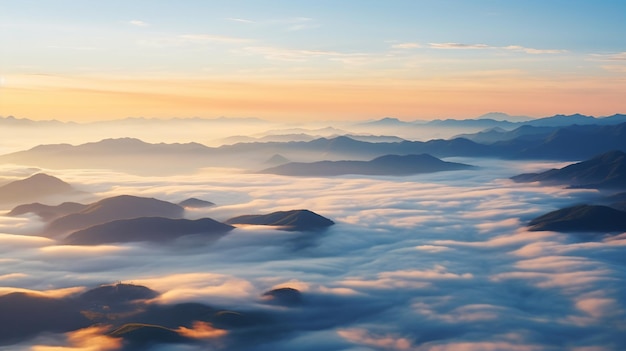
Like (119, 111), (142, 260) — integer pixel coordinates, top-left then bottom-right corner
(259, 154), (473, 176)
(1, 121), (625, 175)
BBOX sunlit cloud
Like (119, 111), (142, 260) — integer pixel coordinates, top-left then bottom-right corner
(132, 272), (256, 304)
(0, 286), (85, 299)
(176, 321), (228, 339)
(31, 325), (121, 351)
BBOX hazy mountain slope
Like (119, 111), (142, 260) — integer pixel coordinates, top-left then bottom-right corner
(47, 195), (184, 235)
(511, 150), (626, 189)
(0, 173), (76, 204)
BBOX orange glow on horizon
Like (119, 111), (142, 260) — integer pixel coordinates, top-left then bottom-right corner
(2, 73), (626, 122)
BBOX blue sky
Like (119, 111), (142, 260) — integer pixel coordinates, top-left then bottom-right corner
(1, 0), (625, 121)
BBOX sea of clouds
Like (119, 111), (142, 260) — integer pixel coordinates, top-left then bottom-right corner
(0, 157), (624, 350)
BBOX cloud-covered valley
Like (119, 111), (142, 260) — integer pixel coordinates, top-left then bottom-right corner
(0, 155), (623, 350)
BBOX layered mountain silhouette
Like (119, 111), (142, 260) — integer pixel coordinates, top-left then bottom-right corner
(178, 197), (215, 208)
(511, 150), (626, 189)
(259, 154), (473, 176)
(1, 121), (625, 175)
(226, 210), (334, 231)
(64, 217), (234, 245)
(47, 195), (185, 235)
(7, 201), (87, 221)
(528, 205), (626, 234)
(0, 173), (77, 204)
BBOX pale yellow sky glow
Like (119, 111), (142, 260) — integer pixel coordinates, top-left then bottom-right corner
(3, 72), (625, 122)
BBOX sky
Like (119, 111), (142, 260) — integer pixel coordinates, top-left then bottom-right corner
(1, 0), (626, 122)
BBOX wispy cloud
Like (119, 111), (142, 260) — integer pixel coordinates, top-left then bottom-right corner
(591, 52), (626, 61)
(129, 20), (149, 27)
(428, 42), (566, 54)
(504, 45), (567, 54)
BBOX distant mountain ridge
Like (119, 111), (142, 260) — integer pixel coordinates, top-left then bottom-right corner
(1, 121), (626, 175)
(259, 154), (473, 176)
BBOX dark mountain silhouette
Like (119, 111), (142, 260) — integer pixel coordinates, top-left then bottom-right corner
(64, 217), (234, 245)
(528, 205), (626, 233)
(0, 292), (89, 345)
(178, 198), (215, 208)
(7, 202), (87, 221)
(262, 287), (303, 306)
(0, 281), (274, 349)
(226, 209), (334, 231)
(47, 195), (184, 235)
(0, 173), (75, 204)
(259, 154), (473, 176)
(511, 150), (626, 189)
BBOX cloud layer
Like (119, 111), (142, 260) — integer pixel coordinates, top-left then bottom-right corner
(0, 157), (624, 350)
